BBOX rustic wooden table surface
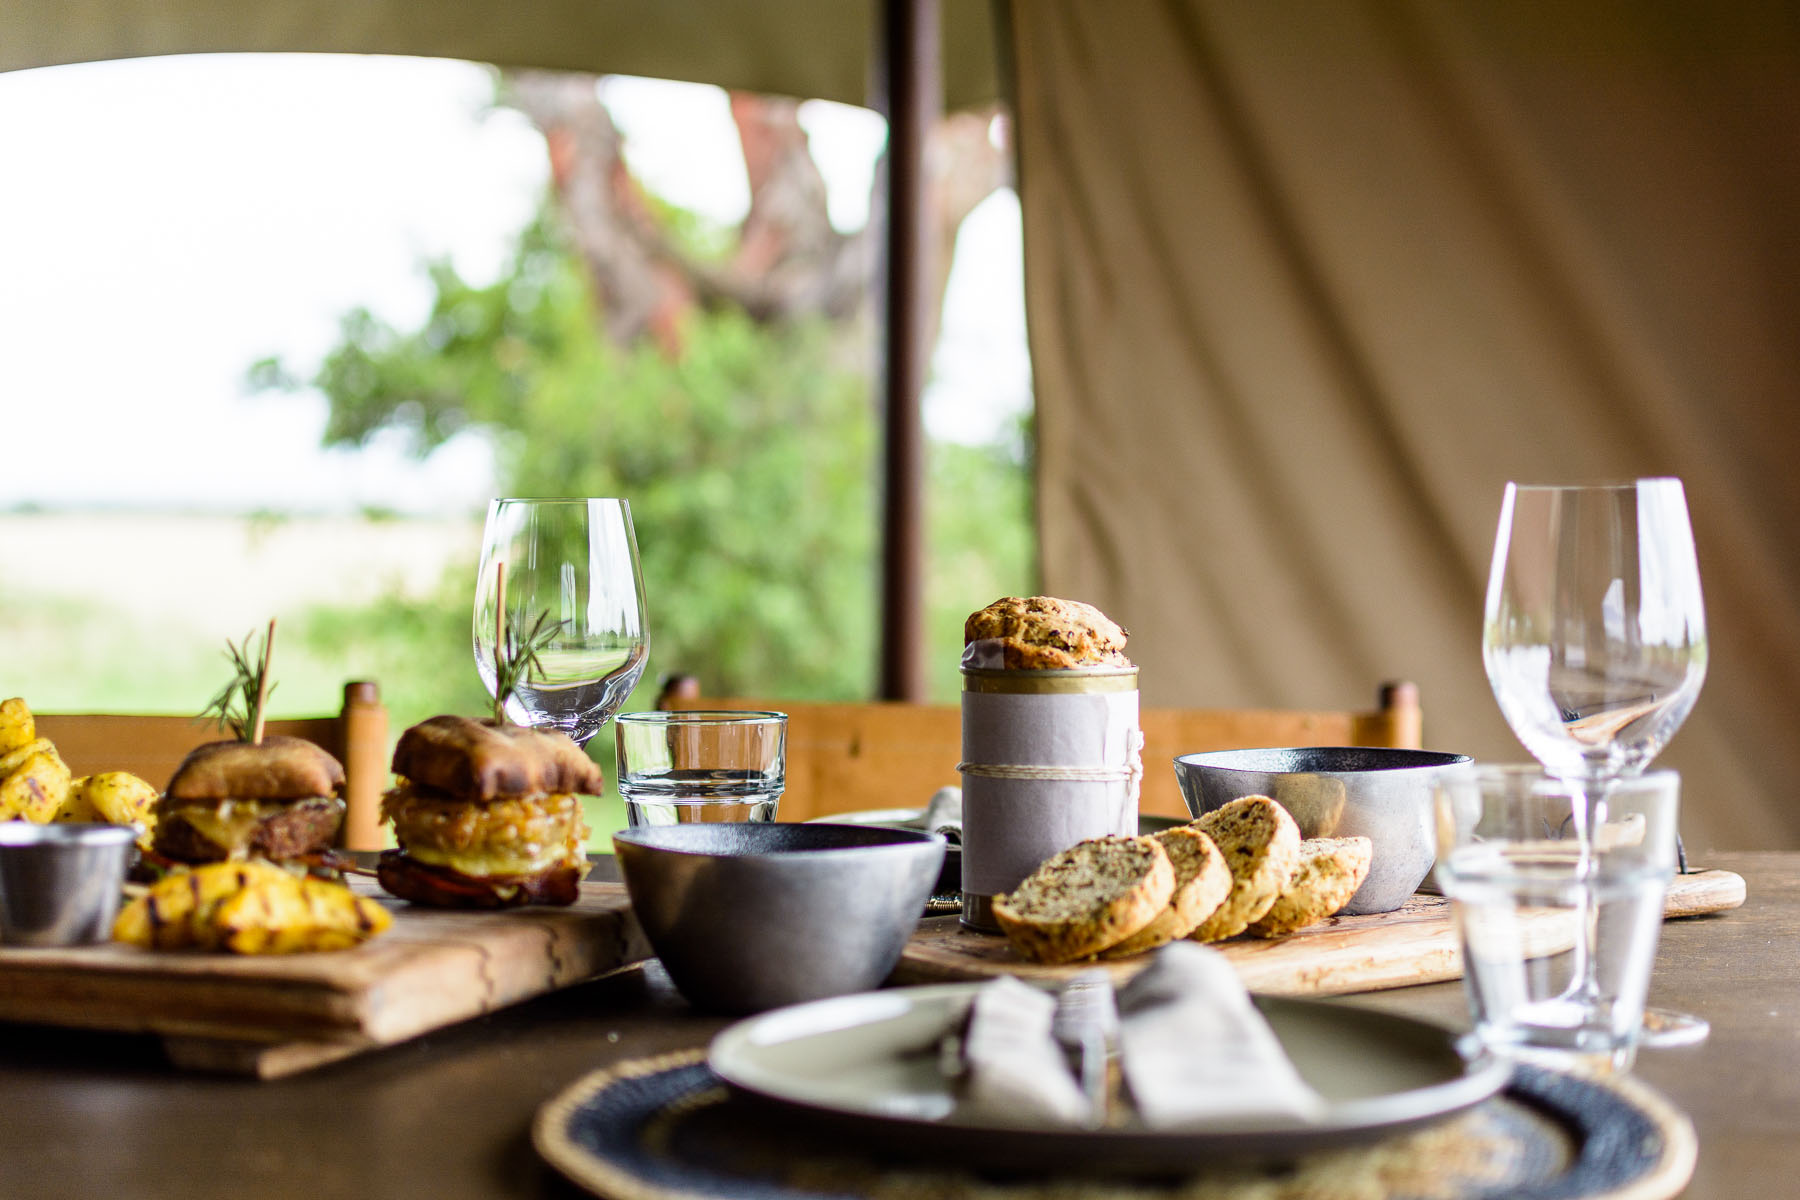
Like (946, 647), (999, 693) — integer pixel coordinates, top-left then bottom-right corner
(1, 851), (1791, 1199)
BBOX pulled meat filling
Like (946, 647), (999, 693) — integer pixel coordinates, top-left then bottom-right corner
(382, 783), (587, 877)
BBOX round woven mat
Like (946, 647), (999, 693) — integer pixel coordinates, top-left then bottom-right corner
(533, 1050), (1695, 1200)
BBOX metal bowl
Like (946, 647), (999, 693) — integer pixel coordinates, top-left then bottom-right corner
(1172, 747), (1471, 914)
(0, 822), (136, 946)
(612, 822), (947, 1014)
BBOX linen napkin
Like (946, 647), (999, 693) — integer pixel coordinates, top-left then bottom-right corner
(943, 974), (1095, 1127)
(1116, 941), (1327, 1128)
(897, 785), (963, 844)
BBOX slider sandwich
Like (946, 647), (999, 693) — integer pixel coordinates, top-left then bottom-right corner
(377, 715), (602, 908)
(151, 735), (346, 866)
(152, 621), (345, 870)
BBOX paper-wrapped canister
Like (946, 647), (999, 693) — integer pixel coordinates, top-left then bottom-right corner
(959, 665), (1142, 931)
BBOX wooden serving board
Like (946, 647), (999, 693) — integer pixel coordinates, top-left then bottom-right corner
(894, 869), (1746, 994)
(0, 877), (651, 1079)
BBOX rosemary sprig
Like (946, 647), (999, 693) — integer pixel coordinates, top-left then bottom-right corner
(200, 619), (278, 743)
(493, 607), (562, 724)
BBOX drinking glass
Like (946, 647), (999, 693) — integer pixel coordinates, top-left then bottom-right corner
(473, 498), (650, 747)
(1482, 478), (1708, 1045)
(615, 710), (786, 826)
(1436, 765), (1678, 1073)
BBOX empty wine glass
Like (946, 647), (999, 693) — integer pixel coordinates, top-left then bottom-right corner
(473, 498), (650, 748)
(1483, 478), (1709, 1047)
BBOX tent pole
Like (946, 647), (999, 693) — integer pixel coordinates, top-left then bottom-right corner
(876, 0), (938, 702)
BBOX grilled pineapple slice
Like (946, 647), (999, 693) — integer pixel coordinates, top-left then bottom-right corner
(212, 873), (393, 954)
(113, 860), (391, 954)
(113, 860), (284, 950)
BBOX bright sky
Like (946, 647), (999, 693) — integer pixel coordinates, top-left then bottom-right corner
(0, 55), (1028, 516)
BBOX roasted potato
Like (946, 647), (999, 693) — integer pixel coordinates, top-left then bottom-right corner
(0, 698), (33, 756)
(53, 778), (103, 823)
(0, 737), (54, 781)
(0, 748), (72, 823)
(69, 770), (158, 827)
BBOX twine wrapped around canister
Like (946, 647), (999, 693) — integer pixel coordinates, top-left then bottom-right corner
(956, 730), (1145, 793)
(959, 667), (1142, 931)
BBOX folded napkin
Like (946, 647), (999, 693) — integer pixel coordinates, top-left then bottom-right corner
(1116, 942), (1327, 1128)
(897, 786), (963, 844)
(943, 975), (1095, 1127)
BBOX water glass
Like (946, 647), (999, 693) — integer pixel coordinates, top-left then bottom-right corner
(615, 710), (787, 826)
(1434, 765), (1678, 1073)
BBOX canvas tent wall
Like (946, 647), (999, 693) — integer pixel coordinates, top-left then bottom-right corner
(1013, 0), (1800, 851)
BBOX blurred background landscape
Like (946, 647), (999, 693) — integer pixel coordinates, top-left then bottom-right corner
(0, 55), (1035, 840)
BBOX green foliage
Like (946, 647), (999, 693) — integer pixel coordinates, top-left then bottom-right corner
(266, 209), (885, 704)
(257, 202), (1033, 726)
(287, 569), (490, 736)
(926, 414), (1039, 696)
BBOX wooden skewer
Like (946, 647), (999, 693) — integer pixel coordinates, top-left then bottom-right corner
(493, 562), (507, 724)
(252, 617), (276, 745)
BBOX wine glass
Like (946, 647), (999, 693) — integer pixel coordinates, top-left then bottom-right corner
(1482, 478), (1709, 1046)
(473, 498), (650, 748)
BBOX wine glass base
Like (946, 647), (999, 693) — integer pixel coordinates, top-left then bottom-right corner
(1640, 1005), (1710, 1048)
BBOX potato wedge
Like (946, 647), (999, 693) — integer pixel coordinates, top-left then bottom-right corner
(53, 777), (103, 823)
(0, 698), (33, 756)
(0, 749), (72, 823)
(74, 771), (159, 827)
(0, 738), (54, 781)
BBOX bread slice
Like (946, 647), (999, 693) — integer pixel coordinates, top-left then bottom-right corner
(993, 836), (1174, 964)
(1188, 795), (1303, 942)
(1099, 826), (1231, 958)
(1247, 836), (1374, 938)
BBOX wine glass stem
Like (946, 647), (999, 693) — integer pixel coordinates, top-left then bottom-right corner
(1563, 774), (1612, 1006)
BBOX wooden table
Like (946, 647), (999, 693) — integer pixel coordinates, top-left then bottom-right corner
(2, 851), (1794, 1199)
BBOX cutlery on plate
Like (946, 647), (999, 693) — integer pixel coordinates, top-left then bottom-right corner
(1051, 969), (1117, 1125)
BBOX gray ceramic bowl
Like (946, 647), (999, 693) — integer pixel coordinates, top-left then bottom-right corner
(612, 822), (946, 1014)
(1172, 747), (1471, 914)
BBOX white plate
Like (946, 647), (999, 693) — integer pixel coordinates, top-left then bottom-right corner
(710, 983), (1508, 1170)
(802, 808), (929, 828)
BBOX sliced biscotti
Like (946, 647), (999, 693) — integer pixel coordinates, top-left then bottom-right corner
(993, 836), (1174, 964)
(1247, 836), (1373, 938)
(1100, 826), (1231, 959)
(1188, 795), (1303, 942)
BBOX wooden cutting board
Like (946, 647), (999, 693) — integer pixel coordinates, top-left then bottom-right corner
(894, 869), (1746, 994)
(0, 877), (651, 1079)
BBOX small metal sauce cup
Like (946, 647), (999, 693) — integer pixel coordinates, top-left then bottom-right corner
(0, 822), (136, 946)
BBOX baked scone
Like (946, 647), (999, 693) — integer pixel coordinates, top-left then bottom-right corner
(1100, 826), (1231, 959)
(964, 596), (1131, 670)
(1247, 836), (1373, 938)
(1188, 795), (1303, 942)
(993, 836), (1174, 964)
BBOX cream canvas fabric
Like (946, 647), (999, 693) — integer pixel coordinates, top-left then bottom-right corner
(0, 0), (999, 111)
(1010, 0), (1800, 849)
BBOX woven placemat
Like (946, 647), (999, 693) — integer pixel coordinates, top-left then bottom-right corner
(533, 1050), (1695, 1200)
